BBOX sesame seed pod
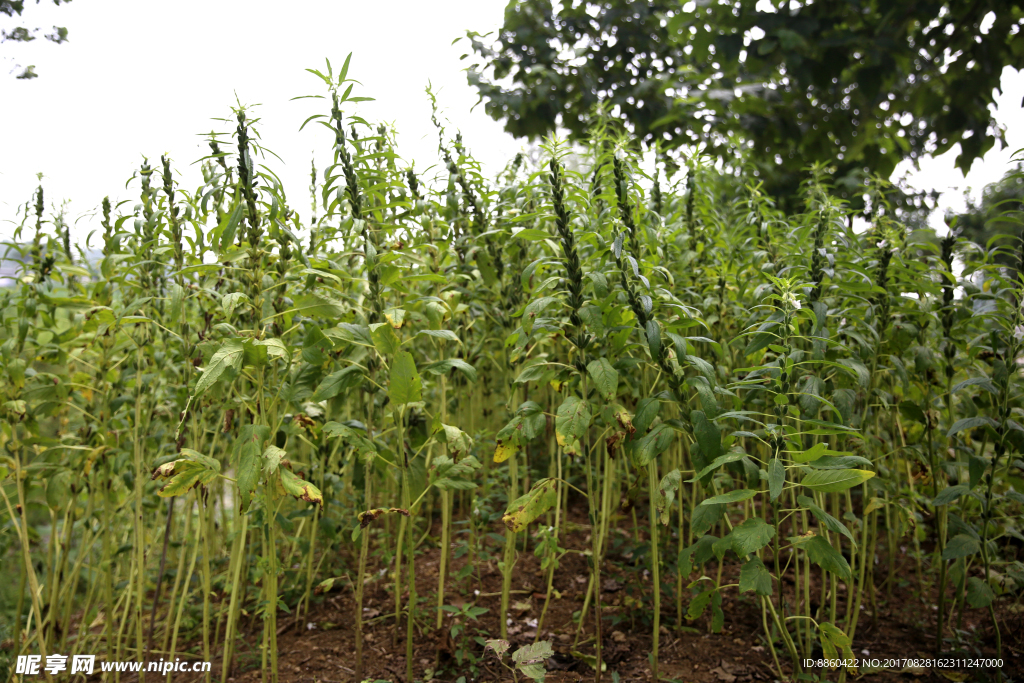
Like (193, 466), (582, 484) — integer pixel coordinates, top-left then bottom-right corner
(162, 156), (183, 275)
(548, 157), (590, 370)
(101, 196), (116, 256)
(612, 155), (641, 259)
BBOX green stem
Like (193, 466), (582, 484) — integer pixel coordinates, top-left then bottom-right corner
(647, 460), (660, 683)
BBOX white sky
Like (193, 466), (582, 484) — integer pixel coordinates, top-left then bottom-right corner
(1, 0), (1022, 244)
(0, 0), (521, 243)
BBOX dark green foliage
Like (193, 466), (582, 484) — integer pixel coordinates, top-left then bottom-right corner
(465, 0), (1024, 206)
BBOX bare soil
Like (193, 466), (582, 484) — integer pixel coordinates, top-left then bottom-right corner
(210, 509), (1019, 683)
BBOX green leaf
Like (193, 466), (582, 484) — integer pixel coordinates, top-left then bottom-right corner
(951, 377), (998, 395)
(791, 441), (828, 463)
(965, 576), (995, 608)
(263, 444), (286, 475)
(334, 323), (373, 347)
(221, 291), (249, 316)
(687, 376), (720, 418)
(217, 203), (243, 251)
(236, 425), (270, 511)
(155, 454), (219, 498)
(806, 455), (873, 470)
(586, 357), (619, 401)
(555, 396), (591, 448)
(518, 663), (546, 682)
(800, 468), (875, 493)
(513, 228), (553, 241)
(711, 590), (724, 633)
(194, 339), (245, 397)
(242, 339), (269, 368)
(942, 533), (980, 561)
(688, 452), (746, 482)
(257, 338), (289, 361)
(692, 410), (723, 462)
(947, 416), (998, 438)
(304, 324), (334, 362)
(631, 423), (673, 469)
(743, 328), (778, 357)
(645, 319), (662, 360)
(634, 398), (661, 434)
(45, 470), (72, 509)
(768, 458), (785, 501)
(416, 329), (460, 343)
(793, 534), (851, 581)
(838, 358), (870, 387)
(513, 641), (554, 682)
(502, 479), (558, 532)
(700, 488), (757, 506)
(587, 272), (609, 298)
(797, 495), (856, 547)
(436, 424), (474, 459)
(311, 366), (364, 402)
(727, 517), (776, 556)
(686, 587), (716, 621)
(290, 293), (345, 318)
(933, 484), (971, 506)
(404, 272), (448, 283)
(679, 536), (717, 575)
(522, 296), (559, 335)
(369, 322), (402, 356)
(422, 358), (478, 383)
(739, 557), (773, 596)
(433, 477), (478, 491)
(690, 503), (723, 537)
(389, 351), (422, 406)
(515, 363), (549, 383)
(578, 304), (605, 335)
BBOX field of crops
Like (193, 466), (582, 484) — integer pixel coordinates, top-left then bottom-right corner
(1, 59), (1022, 683)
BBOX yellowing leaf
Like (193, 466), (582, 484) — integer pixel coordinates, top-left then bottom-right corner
(383, 307), (407, 328)
(494, 441), (516, 463)
(369, 322), (402, 356)
(502, 479), (557, 532)
(279, 467), (323, 508)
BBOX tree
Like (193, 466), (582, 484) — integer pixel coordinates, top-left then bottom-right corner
(2, 0), (71, 79)
(464, 0), (1024, 207)
(951, 163), (1024, 264)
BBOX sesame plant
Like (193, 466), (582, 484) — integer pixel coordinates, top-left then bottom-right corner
(0, 57), (1021, 683)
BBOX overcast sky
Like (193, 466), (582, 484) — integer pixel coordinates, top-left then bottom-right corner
(1, 0), (1022, 245)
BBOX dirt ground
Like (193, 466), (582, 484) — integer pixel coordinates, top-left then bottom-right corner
(212, 512), (1019, 683)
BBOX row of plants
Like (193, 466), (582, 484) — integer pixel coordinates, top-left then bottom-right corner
(1, 59), (1022, 683)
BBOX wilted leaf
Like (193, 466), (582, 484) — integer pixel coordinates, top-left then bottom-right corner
(279, 467), (324, 508)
